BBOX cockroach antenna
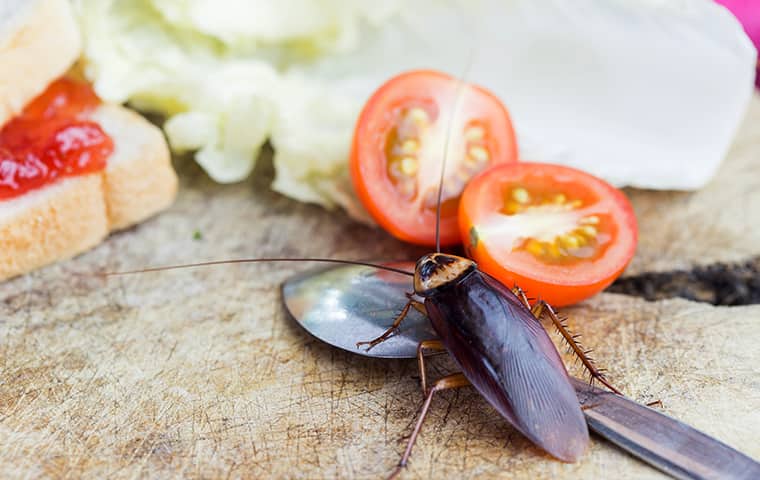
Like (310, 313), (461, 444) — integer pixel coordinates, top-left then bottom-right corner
(97, 258), (414, 277)
(434, 6), (476, 254)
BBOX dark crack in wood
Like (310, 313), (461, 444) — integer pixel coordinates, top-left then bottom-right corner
(609, 257), (760, 306)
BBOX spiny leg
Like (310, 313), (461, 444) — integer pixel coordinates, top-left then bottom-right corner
(511, 285), (532, 309)
(356, 296), (424, 350)
(416, 340), (445, 394)
(532, 300), (623, 395)
(387, 373), (470, 480)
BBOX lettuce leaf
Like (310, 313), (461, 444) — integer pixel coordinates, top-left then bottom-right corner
(75, 0), (757, 222)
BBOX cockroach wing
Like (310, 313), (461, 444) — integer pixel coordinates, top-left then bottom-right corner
(425, 271), (589, 462)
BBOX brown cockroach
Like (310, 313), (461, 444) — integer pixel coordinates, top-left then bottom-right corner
(110, 188), (620, 478)
(106, 70), (621, 480)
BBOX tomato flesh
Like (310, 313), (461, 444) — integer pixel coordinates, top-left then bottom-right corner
(351, 70), (518, 246)
(459, 162), (637, 306)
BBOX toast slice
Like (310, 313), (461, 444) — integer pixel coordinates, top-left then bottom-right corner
(0, 0), (178, 281)
(0, 104), (178, 281)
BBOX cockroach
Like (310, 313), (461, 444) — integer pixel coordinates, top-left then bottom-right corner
(110, 195), (621, 478)
(106, 77), (622, 480)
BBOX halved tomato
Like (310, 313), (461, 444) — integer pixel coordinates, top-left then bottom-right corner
(459, 163), (637, 306)
(351, 70), (518, 246)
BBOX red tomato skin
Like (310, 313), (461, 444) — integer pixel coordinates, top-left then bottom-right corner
(351, 70), (518, 247)
(458, 162), (638, 307)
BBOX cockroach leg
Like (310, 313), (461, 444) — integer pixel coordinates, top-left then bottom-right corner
(529, 301), (544, 318)
(405, 292), (427, 315)
(647, 400), (664, 408)
(387, 373), (470, 480)
(511, 286), (532, 309)
(532, 300), (623, 396)
(356, 296), (416, 350)
(416, 340), (445, 394)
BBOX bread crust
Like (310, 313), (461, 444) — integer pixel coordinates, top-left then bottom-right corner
(0, 175), (108, 280)
(0, 0), (81, 127)
(93, 106), (178, 231)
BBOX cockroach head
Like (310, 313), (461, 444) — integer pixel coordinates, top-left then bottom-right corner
(413, 253), (476, 296)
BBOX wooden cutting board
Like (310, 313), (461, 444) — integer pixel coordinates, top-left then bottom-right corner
(1, 96), (759, 479)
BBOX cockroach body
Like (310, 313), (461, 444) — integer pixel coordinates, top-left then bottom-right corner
(413, 253), (588, 462)
(353, 252), (615, 478)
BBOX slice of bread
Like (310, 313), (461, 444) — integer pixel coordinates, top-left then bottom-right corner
(0, 0), (178, 281)
(0, 0), (81, 127)
(0, 104), (179, 281)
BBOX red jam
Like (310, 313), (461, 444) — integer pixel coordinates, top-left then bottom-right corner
(0, 78), (113, 200)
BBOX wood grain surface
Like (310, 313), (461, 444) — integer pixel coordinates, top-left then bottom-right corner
(1, 95), (759, 479)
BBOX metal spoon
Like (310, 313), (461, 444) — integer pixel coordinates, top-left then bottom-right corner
(282, 261), (433, 358)
(282, 262), (760, 480)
